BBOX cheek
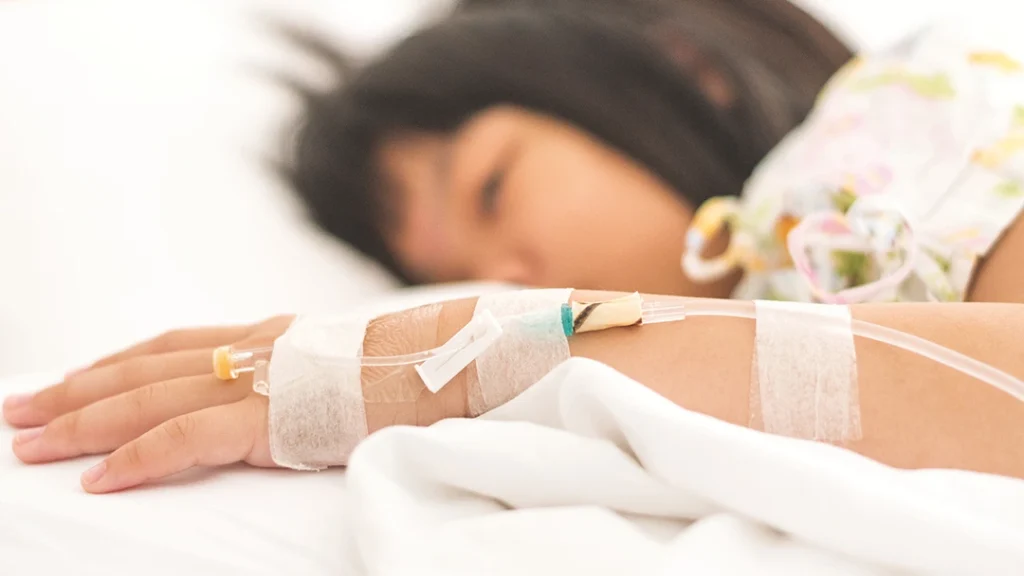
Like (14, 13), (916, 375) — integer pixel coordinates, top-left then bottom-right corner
(501, 149), (693, 291)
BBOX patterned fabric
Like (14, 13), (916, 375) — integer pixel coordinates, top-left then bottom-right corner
(692, 23), (1024, 303)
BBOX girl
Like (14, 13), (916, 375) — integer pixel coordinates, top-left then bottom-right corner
(6, 1), (1024, 491)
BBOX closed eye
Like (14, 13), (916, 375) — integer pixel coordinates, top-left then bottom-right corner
(480, 169), (505, 216)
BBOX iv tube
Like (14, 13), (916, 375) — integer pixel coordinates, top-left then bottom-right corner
(680, 299), (1024, 404)
(213, 343), (449, 379)
(217, 299), (691, 378)
(214, 298), (1024, 405)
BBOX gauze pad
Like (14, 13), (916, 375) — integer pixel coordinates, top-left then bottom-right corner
(751, 300), (861, 443)
(467, 289), (573, 416)
(267, 313), (373, 470)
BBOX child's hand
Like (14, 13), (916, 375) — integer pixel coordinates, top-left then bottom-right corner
(2, 316), (294, 493)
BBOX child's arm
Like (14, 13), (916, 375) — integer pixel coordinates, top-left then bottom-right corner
(409, 292), (1024, 479)
(5, 294), (1024, 492)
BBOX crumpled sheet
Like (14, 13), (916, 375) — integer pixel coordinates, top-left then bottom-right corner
(345, 358), (1024, 576)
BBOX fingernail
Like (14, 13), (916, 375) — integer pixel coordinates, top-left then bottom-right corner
(3, 393), (34, 412)
(81, 461), (107, 485)
(13, 426), (44, 445)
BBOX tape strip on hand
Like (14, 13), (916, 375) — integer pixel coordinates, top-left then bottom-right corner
(466, 288), (574, 417)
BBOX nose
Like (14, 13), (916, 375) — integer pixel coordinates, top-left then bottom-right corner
(473, 249), (535, 286)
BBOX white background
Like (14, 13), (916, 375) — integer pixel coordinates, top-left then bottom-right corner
(0, 0), (992, 376)
(0, 0), (451, 375)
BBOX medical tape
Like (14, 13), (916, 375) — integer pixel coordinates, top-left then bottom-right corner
(265, 290), (575, 467)
(415, 310), (503, 394)
(267, 313), (374, 471)
(750, 300), (861, 443)
(359, 303), (444, 404)
(466, 288), (573, 417)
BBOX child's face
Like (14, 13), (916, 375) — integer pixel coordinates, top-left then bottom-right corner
(378, 105), (737, 297)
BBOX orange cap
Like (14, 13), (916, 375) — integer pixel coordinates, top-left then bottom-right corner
(213, 346), (236, 380)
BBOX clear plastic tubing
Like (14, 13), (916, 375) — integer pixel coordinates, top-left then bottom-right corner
(675, 299), (1024, 404)
(220, 299), (1024, 404)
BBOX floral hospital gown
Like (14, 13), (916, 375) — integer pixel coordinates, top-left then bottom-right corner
(688, 21), (1024, 303)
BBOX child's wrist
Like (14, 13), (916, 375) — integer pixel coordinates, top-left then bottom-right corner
(362, 297), (479, 434)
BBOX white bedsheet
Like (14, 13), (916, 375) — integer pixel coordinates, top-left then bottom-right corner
(345, 358), (1024, 575)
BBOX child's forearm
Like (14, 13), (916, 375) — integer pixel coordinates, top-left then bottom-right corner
(389, 293), (1024, 478)
(569, 297), (1024, 478)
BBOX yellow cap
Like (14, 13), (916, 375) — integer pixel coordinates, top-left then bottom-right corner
(213, 346), (236, 380)
(692, 197), (737, 238)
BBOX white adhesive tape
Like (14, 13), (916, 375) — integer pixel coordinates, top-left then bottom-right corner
(467, 289), (573, 417)
(751, 300), (861, 443)
(267, 313), (372, 470)
(415, 310), (503, 394)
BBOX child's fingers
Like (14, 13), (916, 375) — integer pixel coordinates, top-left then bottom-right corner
(3, 349), (214, 428)
(12, 374), (250, 464)
(84, 325), (254, 371)
(81, 396), (271, 494)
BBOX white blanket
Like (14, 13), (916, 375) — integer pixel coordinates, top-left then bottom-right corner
(345, 358), (1024, 575)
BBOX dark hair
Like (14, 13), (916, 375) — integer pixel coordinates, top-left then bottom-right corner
(283, 0), (851, 282)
